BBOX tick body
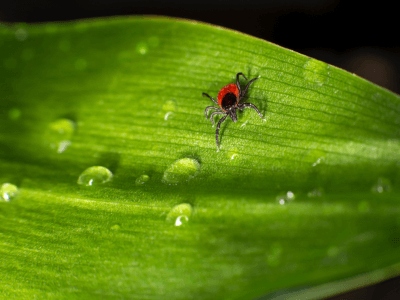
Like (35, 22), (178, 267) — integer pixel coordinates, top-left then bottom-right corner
(203, 72), (264, 151)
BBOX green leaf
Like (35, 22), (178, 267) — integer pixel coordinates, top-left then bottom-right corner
(1, 17), (400, 299)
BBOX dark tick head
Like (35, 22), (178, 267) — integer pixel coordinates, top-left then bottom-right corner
(221, 92), (238, 111)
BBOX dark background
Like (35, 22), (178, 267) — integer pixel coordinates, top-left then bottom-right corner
(1, 0), (400, 299)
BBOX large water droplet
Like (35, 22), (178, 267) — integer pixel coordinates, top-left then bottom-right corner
(46, 118), (75, 153)
(162, 158), (200, 185)
(1, 183), (18, 202)
(276, 191), (295, 205)
(135, 174), (150, 185)
(77, 166), (113, 186)
(371, 177), (392, 193)
(303, 58), (330, 86)
(166, 203), (193, 226)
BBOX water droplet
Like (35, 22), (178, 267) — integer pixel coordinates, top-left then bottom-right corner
(266, 243), (282, 267)
(4, 58), (17, 70)
(276, 191), (295, 205)
(8, 108), (21, 120)
(162, 100), (177, 112)
(1, 183), (18, 202)
(110, 224), (121, 231)
(136, 42), (148, 55)
(304, 149), (326, 167)
(45, 118), (75, 153)
(77, 166), (113, 186)
(240, 120), (248, 128)
(307, 187), (323, 198)
(371, 177), (391, 193)
(21, 48), (34, 61)
(303, 58), (330, 86)
(358, 201), (370, 213)
(75, 58), (87, 71)
(166, 203), (192, 226)
(15, 28), (28, 41)
(135, 174), (150, 185)
(226, 147), (239, 160)
(162, 158), (200, 185)
(59, 39), (71, 52)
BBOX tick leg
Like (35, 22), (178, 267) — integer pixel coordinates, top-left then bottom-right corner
(209, 111), (226, 126)
(215, 114), (228, 151)
(236, 72), (248, 95)
(202, 93), (218, 106)
(205, 106), (220, 119)
(240, 76), (259, 98)
(237, 103), (264, 119)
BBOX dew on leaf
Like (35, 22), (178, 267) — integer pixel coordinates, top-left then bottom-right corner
(162, 158), (200, 185)
(303, 58), (330, 86)
(136, 42), (148, 55)
(276, 191), (295, 205)
(1, 183), (19, 202)
(46, 118), (75, 153)
(166, 203), (193, 226)
(135, 174), (150, 185)
(77, 166), (113, 186)
(371, 177), (391, 193)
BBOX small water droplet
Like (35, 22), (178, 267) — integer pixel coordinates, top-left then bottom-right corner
(303, 58), (330, 86)
(307, 187), (323, 198)
(45, 118), (75, 153)
(75, 58), (87, 71)
(1, 183), (18, 202)
(358, 201), (370, 213)
(305, 149), (326, 167)
(136, 42), (148, 55)
(240, 120), (248, 128)
(162, 158), (200, 185)
(110, 224), (121, 231)
(162, 100), (177, 112)
(135, 174), (150, 185)
(21, 48), (34, 61)
(164, 111), (174, 121)
(77, 166), (113, 186)
(166, 203), (192, 225)
(8, 108), (21, 120)
(276, 191), (295, 205)
(226, 147), (239, 160)
(15, 28), (28, 41)
(371, 177), (391, 193)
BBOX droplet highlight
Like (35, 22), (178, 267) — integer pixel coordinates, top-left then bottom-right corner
(303, 58), (330, 86)
(166, 203), (193, 226)
(276, 191), (295, 205)
(371, 177), (392, 193)
(1, 183), (18, 202)
(77, 166), (113, 186)
(135, 174), (150, 185)
(162, 158), (200, 185)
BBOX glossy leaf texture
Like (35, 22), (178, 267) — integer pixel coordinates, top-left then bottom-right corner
(1, 17), (400, 300)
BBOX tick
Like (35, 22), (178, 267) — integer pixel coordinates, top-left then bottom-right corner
(203, 72), (264, 151)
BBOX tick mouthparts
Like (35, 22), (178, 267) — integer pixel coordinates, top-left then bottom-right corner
(229, 110), (238, 122)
